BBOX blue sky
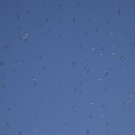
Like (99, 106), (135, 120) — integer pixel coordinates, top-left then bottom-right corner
(0, 0), (135, 135)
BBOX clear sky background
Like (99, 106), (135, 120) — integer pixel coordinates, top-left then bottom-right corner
(0, 0), (135, 135)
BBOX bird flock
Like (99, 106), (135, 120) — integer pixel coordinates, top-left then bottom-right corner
(0, 0), (135, 135)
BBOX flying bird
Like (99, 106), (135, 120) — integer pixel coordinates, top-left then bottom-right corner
(17, 13), (19, 18)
